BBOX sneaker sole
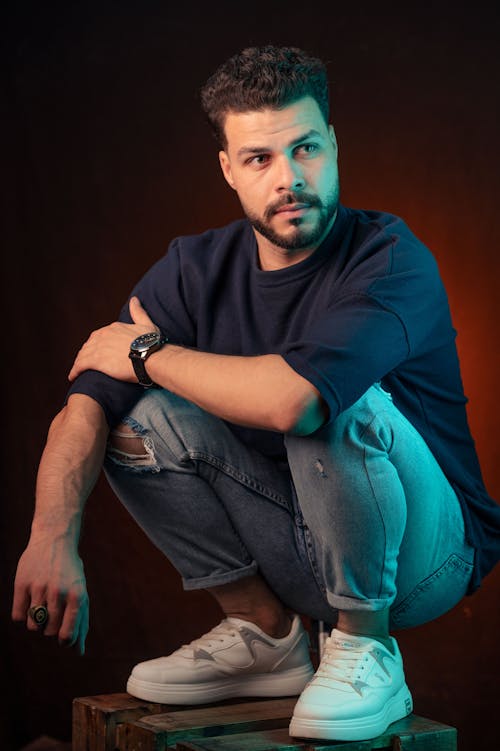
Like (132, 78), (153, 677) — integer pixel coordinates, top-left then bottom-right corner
(289, 684), (413, 742)
(127, 664), (315, 704)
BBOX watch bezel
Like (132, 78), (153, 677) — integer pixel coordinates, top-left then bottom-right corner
(130, 331), (163, 355)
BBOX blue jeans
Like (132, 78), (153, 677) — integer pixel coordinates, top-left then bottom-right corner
(104, 383), (475, 630)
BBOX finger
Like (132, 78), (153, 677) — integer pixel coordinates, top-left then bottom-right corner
(68, 349), (90, 381)
(12, 580), (31, 622)
(59, 606), (80, 649)
(129, 296), (155, 328)
(44, 589), (65, 638)
(58, 590), (87, 649)
(67, 599), (88, 656)
(68, 336), (96, 381)
(58, 605), (80, 646)
(68, 347), (83, 381)
(78, 602), (89, 656)
(68, 361), (82, 381)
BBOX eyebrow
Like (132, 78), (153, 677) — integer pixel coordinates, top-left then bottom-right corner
(236, 128), (324, 159)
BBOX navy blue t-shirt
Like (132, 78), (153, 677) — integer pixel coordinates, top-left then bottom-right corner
(67, 204), (500, 592)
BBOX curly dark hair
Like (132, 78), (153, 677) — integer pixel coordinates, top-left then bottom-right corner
(200, 46), (330, 149)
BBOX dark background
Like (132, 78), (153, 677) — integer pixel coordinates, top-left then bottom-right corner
(2, 2), (499, 749)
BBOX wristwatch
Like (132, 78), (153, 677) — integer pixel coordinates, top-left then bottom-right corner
(129, 331), (168, 387)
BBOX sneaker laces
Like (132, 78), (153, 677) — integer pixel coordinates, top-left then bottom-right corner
(178, 619), (241, 655)
(314, 636), (373, 688)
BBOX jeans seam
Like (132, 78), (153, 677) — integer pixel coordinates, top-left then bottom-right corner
(391, 553), (474, 618)
(303, 526), (328, 596)
(188, 449), (292, 512)
(362, 443), (387, 600)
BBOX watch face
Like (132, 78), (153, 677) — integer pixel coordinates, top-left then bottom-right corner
(130, 331), (161, 353)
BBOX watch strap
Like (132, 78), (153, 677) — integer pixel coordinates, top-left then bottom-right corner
(130, 356), (157, 388)
(129, 334), (168, 387)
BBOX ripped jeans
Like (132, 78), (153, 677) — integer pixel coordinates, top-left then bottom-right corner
(103, 383), (475, 630)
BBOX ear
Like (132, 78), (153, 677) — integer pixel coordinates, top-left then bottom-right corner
(219, 150), (236, 190)
(328, 124), (338, 156)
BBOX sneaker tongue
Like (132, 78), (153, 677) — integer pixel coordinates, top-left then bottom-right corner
(330, 628), (374, 650)
(224, 616), (260, 630)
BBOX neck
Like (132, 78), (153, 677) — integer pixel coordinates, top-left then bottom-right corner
(256, 243), (315, 271)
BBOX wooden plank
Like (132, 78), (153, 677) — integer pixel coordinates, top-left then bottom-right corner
(390, 714), (457, 751)
(174, 714), (457, 751)
(72, 692), (457, 751)
(116, 698), (297, 751)
(176, 727), (306, 751)
(310, 714), (457, 751)
(175, 725), (379, 750)
(72, 692), (185, 751)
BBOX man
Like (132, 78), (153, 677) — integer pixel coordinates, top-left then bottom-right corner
(12, 46), (500, 742)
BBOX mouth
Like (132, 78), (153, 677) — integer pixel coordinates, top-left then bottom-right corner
(274, 203), (311, 216)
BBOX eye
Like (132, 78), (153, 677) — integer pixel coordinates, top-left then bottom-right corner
(296, 143), (319, 157)
(246, 154), (270, 168)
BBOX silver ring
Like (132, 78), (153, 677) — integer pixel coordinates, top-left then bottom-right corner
(28, 605), (48, 627)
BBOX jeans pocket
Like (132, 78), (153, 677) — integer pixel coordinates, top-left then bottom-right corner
(390, 553), (474, 629)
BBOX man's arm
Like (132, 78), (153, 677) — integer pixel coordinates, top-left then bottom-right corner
(11, 394), (109, 654)
(69, 296), (329, 436)
(144, 346), (328, 435)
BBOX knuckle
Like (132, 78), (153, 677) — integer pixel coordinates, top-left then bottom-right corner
(46, 586), (62, 603)
(67, 586), (87, 607)
(31, 587), (47, 604)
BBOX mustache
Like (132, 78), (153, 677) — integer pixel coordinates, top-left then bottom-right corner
(265, 192), (322, 220)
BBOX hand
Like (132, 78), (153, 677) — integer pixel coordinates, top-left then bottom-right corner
(12, 534), (89, 655)
(68, 297), (159, 382)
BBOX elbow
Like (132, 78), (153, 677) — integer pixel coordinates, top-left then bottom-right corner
(275, 391), (329, 436)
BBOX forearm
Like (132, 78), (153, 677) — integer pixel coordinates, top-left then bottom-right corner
(145, 345), (325, 434)
(31, 393), (109, 545)
(67, 297), (328, 435)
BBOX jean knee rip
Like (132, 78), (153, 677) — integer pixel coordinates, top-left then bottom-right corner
(106, 416), (161, 473)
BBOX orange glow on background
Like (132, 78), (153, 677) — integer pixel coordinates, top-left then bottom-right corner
(3, 4), (499, 750)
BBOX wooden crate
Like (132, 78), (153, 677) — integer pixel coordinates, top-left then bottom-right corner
(175, 714), (457, 750)
(72, 694), (457, 751)
(72, 693), (182, 751)
(116, 698), (297, 750)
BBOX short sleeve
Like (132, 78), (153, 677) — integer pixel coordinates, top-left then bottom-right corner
(281, 293), (410, 423)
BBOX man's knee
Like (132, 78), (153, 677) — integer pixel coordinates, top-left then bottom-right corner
(107, 421), (157, 467)
(109, 423), (148, 455)
(105, 389), (221, 473)
(285, 383), (395, 460)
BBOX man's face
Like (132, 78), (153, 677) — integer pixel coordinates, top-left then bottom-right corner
(219, 96), (339, 254)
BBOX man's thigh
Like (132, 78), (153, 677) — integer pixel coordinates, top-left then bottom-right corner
(286, 383), (475, 627)
(105, 388), (339, 623)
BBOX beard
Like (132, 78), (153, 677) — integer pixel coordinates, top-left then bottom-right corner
(243, 183), (340, 251)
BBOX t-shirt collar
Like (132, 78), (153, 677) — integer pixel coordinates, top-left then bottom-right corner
(250, 204), (347, 285)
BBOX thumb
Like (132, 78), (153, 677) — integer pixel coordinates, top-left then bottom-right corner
(129, 296), (155, 328)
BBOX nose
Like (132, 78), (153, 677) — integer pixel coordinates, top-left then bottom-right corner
(274, 155), (305, 192)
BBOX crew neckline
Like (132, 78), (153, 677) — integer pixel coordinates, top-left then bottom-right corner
(251, 204), (348, 286)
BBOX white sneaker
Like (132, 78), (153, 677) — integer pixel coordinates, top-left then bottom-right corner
(126, 613), (314, 704)
(289, 628), (413, 741)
